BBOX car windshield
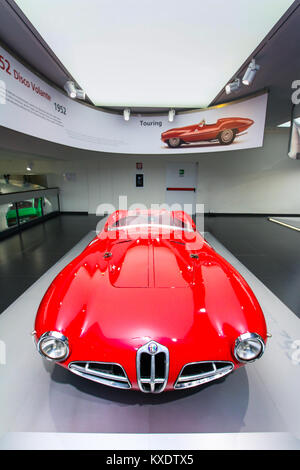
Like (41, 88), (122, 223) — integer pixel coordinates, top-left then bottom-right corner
(18, 200), (33, 209)
(109, 214), (193, 231)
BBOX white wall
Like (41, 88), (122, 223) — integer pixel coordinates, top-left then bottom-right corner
(44, 127), (300, 215)
(195, 127), (300, 213)
(89, 157), (166, 214)
(47, 160), (89, 212)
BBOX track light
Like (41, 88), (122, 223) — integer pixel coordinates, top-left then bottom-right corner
(123, 108), (131, 121)
(225, 78), (241, 95)
(242, 59), (260, 86)
(64, 81), (77, 98)
(75, 89), (86, 100)
(168, 109), (175, 122)
(64, 81), (86, 100)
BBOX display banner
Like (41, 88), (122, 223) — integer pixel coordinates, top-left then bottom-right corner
(0, 45), (268, 155)
(288, 120), (300, 159)
(288, 103), (300, 160)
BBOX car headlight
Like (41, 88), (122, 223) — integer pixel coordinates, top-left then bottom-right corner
(234, 332), (265, 363)
(37, 331), (69, 361)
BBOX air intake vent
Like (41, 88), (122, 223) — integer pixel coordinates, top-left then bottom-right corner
(68, 361), (131, 389)
(136, 341), (169, 393)
(175, 361), (233, 389)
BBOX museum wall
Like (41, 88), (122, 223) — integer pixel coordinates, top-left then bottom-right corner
(47, 160), (89, 213)
(26, 126), (297, 215)
(49, 127), (298, 215)
(194, 127), (300, 214)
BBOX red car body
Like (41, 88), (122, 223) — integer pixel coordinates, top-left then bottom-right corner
(34, 210), (267, 393)
(161, 117), (254, 148)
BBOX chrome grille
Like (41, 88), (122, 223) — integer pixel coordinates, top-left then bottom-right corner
(68, 361), (131, 389)
(175, 361), (234, 389)
(136, 341), (169, 393)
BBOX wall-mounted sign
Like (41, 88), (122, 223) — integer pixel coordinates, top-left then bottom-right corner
(0, 45), (268, 155)
(136, 174), (144, 187)
(63, 172), (77, 182)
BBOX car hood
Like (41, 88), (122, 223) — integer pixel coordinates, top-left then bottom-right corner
(162, 124), (197, 135)
(35, 232), (267, 360)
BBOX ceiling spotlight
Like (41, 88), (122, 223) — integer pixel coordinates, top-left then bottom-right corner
(64, 80), (77, 99)
(123, 108), (131, 121)
(26, 162), (33, 171)
(75, 89), (86, 100)
(242, 59), (260, 86)
(168, 109), (175, 122)
(225, 78), (241, 95)
(64, 81), (85, 100)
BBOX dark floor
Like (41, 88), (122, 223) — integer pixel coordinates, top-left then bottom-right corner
(0, 214), (101, 313)
(0, 214), (299, 318)
(205, 215), (300, 318)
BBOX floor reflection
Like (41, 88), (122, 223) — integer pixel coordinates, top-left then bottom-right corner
(49, 364), (249, 433)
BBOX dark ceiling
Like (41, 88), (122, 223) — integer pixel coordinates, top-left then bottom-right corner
(0, 0), (300, 126)
(210, 0), (300, 127)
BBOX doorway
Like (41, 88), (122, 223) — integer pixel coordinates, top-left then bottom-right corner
(165, 162), (198, 217)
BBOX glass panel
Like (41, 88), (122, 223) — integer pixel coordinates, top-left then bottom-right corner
(0, 191), (59, 235)
(42, 194), (59, 215)
(110, 213), (192, 229)
(16, 197), (42, 225)
(0, 175), (46, 193)
(0, 202), (18, 232)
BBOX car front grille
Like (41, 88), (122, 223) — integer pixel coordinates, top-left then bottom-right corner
(175, 361), (234, 389)
(136, 341), (169, 393)
(68, 361), (131, 389)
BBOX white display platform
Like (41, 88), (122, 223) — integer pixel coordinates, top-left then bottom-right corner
(0, 222), (300, 450)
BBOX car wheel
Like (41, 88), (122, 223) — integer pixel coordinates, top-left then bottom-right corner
(218, 129), (236, 145)
(167, 137), (181, 148)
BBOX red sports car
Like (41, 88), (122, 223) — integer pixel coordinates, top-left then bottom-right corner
(161, 117), (254, 148)
(34, 210), (267, 393)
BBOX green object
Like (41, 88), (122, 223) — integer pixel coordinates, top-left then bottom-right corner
(6, 198), (42, 227)
(179, 169), (184, 177)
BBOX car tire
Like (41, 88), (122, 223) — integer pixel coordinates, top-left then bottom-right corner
(218, 129), (236, 145)
(167, 137), (182, 148)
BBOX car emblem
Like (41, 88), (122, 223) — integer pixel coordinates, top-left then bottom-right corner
(148, 342), (158, 354)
